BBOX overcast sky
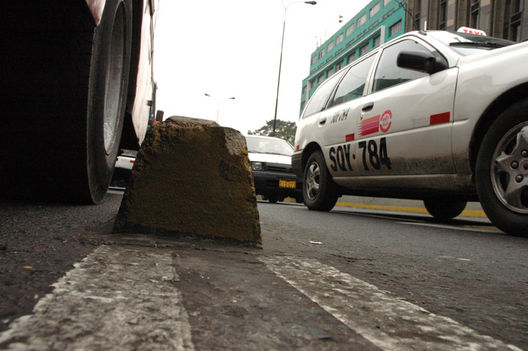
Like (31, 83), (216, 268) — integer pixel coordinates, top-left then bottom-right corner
(154, 0), (371, 134)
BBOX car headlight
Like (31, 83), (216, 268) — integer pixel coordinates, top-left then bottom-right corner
(251, 162), (263, 171)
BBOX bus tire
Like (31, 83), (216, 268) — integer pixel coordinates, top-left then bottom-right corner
(83, 0), (133, 203)
(0, 1), (133, 204)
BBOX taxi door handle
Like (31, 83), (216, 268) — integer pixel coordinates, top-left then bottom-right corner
(362, 102), (374, 112)
(319, 117), (327, 125)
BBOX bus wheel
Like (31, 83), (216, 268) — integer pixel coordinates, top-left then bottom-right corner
(82, 0), (133, 203)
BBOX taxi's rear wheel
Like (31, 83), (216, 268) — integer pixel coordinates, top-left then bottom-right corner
(423, 198), (466, 221)
(303, 151), (338, 211)
(476, 99), (528, 235)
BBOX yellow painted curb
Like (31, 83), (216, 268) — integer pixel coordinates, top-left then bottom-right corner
(335, 202), (487, 218)
(282, 198), (487, 218)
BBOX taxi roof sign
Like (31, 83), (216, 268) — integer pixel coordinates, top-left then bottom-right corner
(458, 27), (487, 36)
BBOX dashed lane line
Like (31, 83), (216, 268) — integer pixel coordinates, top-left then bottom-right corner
(0, 245), (195, 351)
(260, 255), (522, 351)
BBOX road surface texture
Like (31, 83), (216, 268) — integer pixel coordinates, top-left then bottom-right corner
(1, 192), (527, 350)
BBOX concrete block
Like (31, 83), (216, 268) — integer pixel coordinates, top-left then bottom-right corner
(114, 116), (261, 244)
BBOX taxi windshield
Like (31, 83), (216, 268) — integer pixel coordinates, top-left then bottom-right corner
(246, 136), (293, 156)
(430, 31), (515, 56)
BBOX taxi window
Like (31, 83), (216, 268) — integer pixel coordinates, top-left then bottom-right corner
(329, 55), (375, 107)
(302, 70), (345, 119)
(373, 40), (430, 93)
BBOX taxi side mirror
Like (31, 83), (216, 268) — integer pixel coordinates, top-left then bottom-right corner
(397, 51), (448, 75)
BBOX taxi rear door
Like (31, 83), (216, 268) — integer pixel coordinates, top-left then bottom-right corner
(318, 54), (378, 178)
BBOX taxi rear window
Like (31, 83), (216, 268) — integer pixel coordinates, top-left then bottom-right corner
(302, 70), (345, 118)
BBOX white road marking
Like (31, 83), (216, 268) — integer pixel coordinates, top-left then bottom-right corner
(0, 245), (195, 351)
(260, 255), (522, 351)
(437, 255), (471, 262)
(397, 221), (502, 234)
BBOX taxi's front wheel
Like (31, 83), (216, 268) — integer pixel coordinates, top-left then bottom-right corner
(303, 151), (338, 211)
(476, 99), (528, 236)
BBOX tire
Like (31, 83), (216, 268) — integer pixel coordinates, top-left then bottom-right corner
(0, 1), (133, 204)
(303, 151), (338, 211)
(85, 0), (133, 203)
(423, 198), (466, 221)
(268, 195), (279, 204)
(295, 194), (304, 203)
(476, 99), (528, 235)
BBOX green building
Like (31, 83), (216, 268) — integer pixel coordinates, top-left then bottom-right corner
(300, 0), (407, 114)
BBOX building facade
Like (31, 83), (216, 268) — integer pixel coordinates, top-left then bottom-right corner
(405, 0), (528, 41)
(300, 0), (527, 114)
(300, 0), (407, 113)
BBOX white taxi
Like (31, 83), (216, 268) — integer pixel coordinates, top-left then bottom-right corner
(293, 30), (528, 235)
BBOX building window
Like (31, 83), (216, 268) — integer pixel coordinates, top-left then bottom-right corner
(318, 48), (326, 59)
(346, 24), (355, 36)
(345, 23), (354, 37)
(327, 41), (335, 52)
(370, 2), (380, 17)
(438, 0), (447, 29)
(505, 0), (523, 41)
(511, 21), (521, 41)
(336, 33), (344, 44)
(413, 0), (421, 30)
(389, 20), (402, 37)
(335, 60), (344, 72)
(514, 0), (523, 12)
(373, 35), (381, 48)
(470, 0), (480, 28)
(357, 14), (367, 27)
(311, 55), (317, 65)
(384, 0), (392, 5)
(360, 43), (370, 56)
(347, 53), (356, 64)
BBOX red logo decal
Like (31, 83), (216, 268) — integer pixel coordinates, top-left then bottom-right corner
(359, 115), (380, 136)
(379, 110), (392, 133)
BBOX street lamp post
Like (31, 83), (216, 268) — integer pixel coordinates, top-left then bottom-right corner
(204, 93), (235, 124)
(272, 0), (316, 134)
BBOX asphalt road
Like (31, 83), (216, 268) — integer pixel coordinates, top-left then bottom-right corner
(1, 193), (527, 350)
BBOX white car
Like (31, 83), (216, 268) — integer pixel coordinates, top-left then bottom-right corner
(293, 30), (528, 235)
(246, 135), (303, 203)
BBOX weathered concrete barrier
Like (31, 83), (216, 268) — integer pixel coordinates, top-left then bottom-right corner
(114, 117), (262, 244)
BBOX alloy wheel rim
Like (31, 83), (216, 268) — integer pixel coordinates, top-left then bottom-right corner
(306, 161), (321, 201)
(490, 123), (528, 214)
